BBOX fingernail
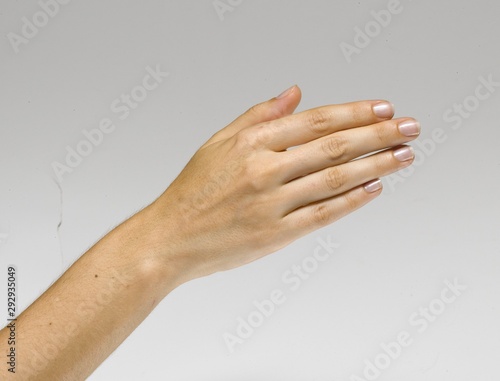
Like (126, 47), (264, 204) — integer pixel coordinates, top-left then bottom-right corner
(277, 85), (296, 99)
(398, 120), (421, 137)
(373, 102), (394, 118)
(393, 146), (415, 162)
(364, 179), (382, 193)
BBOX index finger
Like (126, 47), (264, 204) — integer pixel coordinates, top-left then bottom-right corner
(252, 100), (394, 152)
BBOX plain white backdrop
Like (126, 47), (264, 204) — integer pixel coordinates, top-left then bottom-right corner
(1, 0), (499, 380)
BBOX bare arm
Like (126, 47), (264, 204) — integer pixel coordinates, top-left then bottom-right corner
(0, 206), (186, 380)
(0, 85), (419, 380)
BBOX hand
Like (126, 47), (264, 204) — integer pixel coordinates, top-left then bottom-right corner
(147, 85), (419, 282)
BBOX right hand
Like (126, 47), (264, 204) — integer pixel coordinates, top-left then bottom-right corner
(147, 85), (419, 283)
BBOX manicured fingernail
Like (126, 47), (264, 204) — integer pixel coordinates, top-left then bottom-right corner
(393, 146), (415, 161)
(277, 85), (296, 99)
(364, 179), (382, 193)
(373, 102), (394, 118)
(398, 120), (421, 137)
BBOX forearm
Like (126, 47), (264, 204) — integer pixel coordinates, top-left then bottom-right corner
(0, 90), (418, 380)
(0, 204), (183, 380)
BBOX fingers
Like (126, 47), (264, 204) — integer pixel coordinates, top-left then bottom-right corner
(247, 100), (394, 152)
(279, 145), (414, 215)
(202, 85), (302, 148)
(277, 117), (420, 183)
(281, 181), (382, 237)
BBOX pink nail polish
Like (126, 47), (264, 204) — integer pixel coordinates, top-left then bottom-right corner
(393, 146), (415, 162)
(373, 102), (394, 118)
(398, 120), (421, 137)
(364, 179), (382, 193)
(277, 85), (296, 99)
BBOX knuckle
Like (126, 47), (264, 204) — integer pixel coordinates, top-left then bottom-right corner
(251, 123), (273, 148)
(235, 124), (270, 150)
(307, 108), (331, 134)
(247, 102), (282, 121)
(343, 192), (359, 211)
(245, 102), (283, 120)
(322, 136), (348, 162)
(240, 157), (274, 192)
(325, 167), (346, 192)
(241, 167), (265, 192)
(246, 104), (262, 118)
(312, 203), (332, 225)
(375, 122), (390, 143)
(349, 103), (367, 124)
(374, 153), (389, 171)
(233, 129), (250, 149)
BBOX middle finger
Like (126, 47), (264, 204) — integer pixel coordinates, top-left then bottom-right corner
(277, 117), (420, 183)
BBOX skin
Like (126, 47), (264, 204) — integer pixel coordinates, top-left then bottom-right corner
(0, 85), (419, 380)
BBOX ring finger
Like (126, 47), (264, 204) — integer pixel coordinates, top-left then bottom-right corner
(278, 118), (420, 183)
(279, 145), (415, 216)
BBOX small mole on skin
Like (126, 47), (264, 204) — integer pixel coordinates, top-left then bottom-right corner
(95, 274), (98, 278)
(49, 322), (52, 325)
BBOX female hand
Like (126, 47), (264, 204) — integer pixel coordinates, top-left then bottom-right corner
(148, 85), (419, 283)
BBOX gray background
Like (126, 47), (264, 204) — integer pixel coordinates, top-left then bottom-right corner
(1, 0), (499, 380)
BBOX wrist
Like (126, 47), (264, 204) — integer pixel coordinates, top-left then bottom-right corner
(127, 202), (196, 291)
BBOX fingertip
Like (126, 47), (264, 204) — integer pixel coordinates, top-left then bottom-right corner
(274, 84), (302, 115)
(276, 85), (297, 99)
(276, 84), (302, 101)
(363, 178), (383, 193)
(372, 101), (395, 119)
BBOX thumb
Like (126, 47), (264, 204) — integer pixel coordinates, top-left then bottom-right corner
(237, 85), (302, 128)
(204, 85), (302, 147)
